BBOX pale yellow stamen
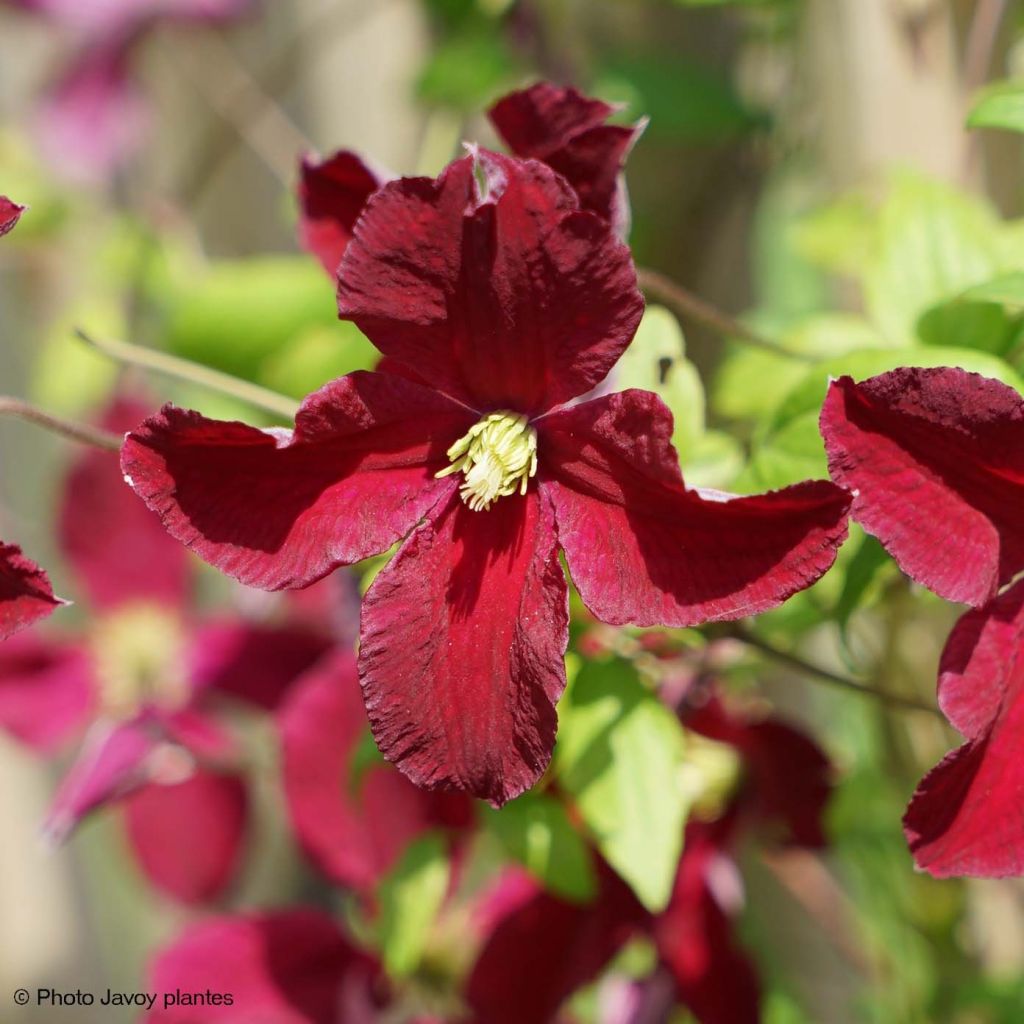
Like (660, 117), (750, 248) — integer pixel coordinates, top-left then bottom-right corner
(91, 604), (190, 719)
(435, 410), (538, 511)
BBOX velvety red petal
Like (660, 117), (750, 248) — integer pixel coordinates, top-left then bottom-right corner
(123, 769), (247, 903)
(654, 824), (760, 1024)
(0, 542), (63, 640)
(279, 651), (446, 890)
(687, 696), (832, 848)
(820, 368), (1024, 606)
(0, 196), (25, 235)
(59, 396), (190, 611)
(338, 150), (644, 413)
(489, 83), (643, 229)
(146, 910), (382, 1023)
(121, 370), (472, 590)
(904, 579), (1024, 877)
(0, 633), (93, 750)
(542, 390), (851, 626)
(298, 150), (389, 277)
(358, 489), (568, 806)
(190, 620), (333, 710)
(466, 866), (646, 1024)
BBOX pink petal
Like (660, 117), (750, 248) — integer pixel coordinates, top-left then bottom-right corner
(0, 543), (63, 640)
(59, 397), (190, 611)
(189, 620), (333, 710)
(121, 370), (473, 590)
(45, 720), (154, 841)
(904, 579), (1024, 877)
(489, 82), (644, 231)
(542, 390), (851, 626)
(686, 696), (832, 848)
(0, 196), (25, 235)
(298, 150), (389, 277)
(123, 769), (247, 903)
(11, 0), (252, 37)
(146, 910), (382, 1023)
(35, 42), (148, 182)
(279, 651), (447, 890)
(820, 368), (1024, 606)
(0, 632), (93, 750)
(338, 149), (644, 414)
(466, 865), (646, 1024)
(359, 489), (568, 806)
(654, 823), (760, 1024)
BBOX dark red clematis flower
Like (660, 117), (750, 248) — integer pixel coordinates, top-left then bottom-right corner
(297, 82), (642, 278)
(123, 150), (849, 806)
(0, 396), (332, 903)
(278, 648), (472, 893)
(0, 195), (25, 235)
(144, 909), (388, 1023)
(464, 691), (834, 1024)
(488, 82), (645, 235)
(820, 366), (1024, 877)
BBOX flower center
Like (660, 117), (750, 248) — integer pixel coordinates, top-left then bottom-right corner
(436, 410), (538, 511)
(90, 603), (190, 719)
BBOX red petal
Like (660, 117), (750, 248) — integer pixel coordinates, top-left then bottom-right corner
(123, 769), (247, 904)
(279, 651), (445, 890)
(338, 150), (644, 413)
(0, 542), (63, 640)
(489, 83), (643, 229)
(0, 196), (25, 235)
(298, 150), (389, 277)
(542, 390), (851, 626)
(146, 910), (382, 1023)
(359, 489), (568, 806)
(121, 371), (472, 590)
(59, 396), (190, 611)
(654, 824), (760, 1024)
(820, 368), (1024, 606)
(466, 866), (646, 1024)
(0, 633), (93, 750)
(190, 620), (333, 710)
(687, 696), (832, 848)
(904, 579), (1024, 877)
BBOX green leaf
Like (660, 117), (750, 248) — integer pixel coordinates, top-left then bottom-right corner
(962, 271), (1024, 307)
(260, 322), (379, 399)
(485, 792), (597, 903)
(916, 299), (1018, 355)
(417, 29), (519, 110)
(164, 257), (338, 381)
(833, 531), (891, 634)
(554, 659), (689, 912)
(967, 79), (1024, 134)
(376, 834), (450, 978)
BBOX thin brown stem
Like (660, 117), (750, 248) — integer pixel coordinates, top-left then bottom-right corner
(729, 625), (941, 717)
(636, 267), (802, 358)
(75, 328), (299, 421)
(0, 397), (121, 451)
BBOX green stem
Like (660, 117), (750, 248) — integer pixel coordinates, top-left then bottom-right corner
(0, 397), (122, 451)
(75, 328), (299, 421)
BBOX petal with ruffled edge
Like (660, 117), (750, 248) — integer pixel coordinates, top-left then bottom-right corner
(123, 769), (247, 904)
(541, 390), (851, 626)
(903, 579), (1024, 877)
(820, 368), (1024, 607)
(279, 651), (447, 890)
(189, 620), (333, 710)
(654, 823), (760, 1024)
(359, 488), (568, 806)
(466, 866), (646, 1024)
(338, 150), (644, 414)
(0, 543), (63, 640)
(0, 196), (25, 236)
(298, 150), (389, 277)
(59, 397), (191, 611)
(121, 370), (473, 590)
(146, 910), (383, 1023)
(488, 83), (644, 231)
(0, 633), (93, 750)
